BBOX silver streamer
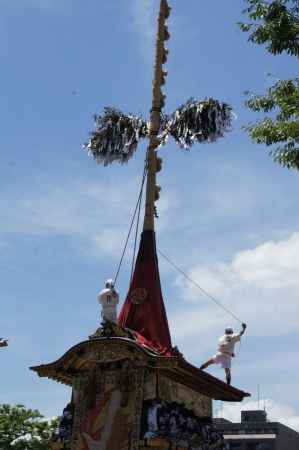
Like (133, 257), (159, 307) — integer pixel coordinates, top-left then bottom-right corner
(166, 98), (233, 149)
(83, 108), (147, 166)
(84, 100), (233, 166)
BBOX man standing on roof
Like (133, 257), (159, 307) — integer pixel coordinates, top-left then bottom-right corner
(98, 279), (119, 324)
(200, 323), (247, 385)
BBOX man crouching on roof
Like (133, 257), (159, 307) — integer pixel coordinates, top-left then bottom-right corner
(200, 323), (247, 385)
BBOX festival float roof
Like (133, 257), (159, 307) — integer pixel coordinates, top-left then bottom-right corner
(30, 337), (249, 402)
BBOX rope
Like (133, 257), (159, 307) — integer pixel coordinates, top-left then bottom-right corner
(130, 174), (144, 283)
(157, 248), (243, 324)
(113, 162), (147, 286)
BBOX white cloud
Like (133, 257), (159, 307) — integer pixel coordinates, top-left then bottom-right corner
(0, 178), (139, 260)
(93, 228), (127, 258)
(166, 232), (299, 364)
(129, 0), (158, 60)
(232, 234), (299, 289)
(20, 182), (130, 232)
(216, 399), (299, 432)
(185, 253), (299, 309)
(0, 176), (177, 263)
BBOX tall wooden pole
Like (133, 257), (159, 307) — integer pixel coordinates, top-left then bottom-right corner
(143, 0), (170, 232)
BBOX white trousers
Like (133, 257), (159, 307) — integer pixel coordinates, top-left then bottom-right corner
(212, 352), (231, 369)
(101, 307), (117, 324)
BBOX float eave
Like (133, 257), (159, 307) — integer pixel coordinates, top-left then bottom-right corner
(30, 337), (250, 402)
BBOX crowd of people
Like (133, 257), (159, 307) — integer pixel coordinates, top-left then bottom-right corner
(142, 399), (227, 449)
(50, 398), (228, 449)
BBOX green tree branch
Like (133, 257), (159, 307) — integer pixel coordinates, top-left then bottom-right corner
(240, 1), (299, 169)
(0, 404), (58, 450)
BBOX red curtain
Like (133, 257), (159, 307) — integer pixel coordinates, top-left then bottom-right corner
(118, 231), (172, 355)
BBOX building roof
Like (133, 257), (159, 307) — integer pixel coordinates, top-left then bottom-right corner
(214, 410), (299, 437)
(214, 420), (280, 432)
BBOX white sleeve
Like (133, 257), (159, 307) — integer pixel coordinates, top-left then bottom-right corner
(98, 292), (107, 306)
(218, 336), (226, 346)
(232, 333), (241, 343)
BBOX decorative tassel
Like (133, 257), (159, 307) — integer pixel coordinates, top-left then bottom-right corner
(166, 98), (233, 149)
(83, 108), (147, 166)
(84, 100), (234, 166)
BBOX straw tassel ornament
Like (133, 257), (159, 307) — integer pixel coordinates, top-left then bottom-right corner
(84, 99), (233, 165)
(84, 108), (147, 166)
(166, 98), (233, 149)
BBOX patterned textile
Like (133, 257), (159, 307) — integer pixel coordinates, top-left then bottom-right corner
(141, 400), (227, 450)
(70, 363), (144, 450)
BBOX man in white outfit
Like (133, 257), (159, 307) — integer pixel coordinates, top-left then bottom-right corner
(200, 323), (247, 385)
(97, 279), (119, 324)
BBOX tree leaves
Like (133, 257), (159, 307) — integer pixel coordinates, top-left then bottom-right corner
(244, 80), (299, 168)
(245, 78), (299, 116)
(240, 0), (299, 56)
(0, 404), (58, 450)
(241, 1), (299, 169)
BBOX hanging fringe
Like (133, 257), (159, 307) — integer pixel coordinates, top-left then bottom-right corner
(166, 98), (233, 149)
(83, 108), (147, 166)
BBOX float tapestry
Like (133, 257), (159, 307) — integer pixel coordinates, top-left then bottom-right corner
(71, 362), (144, 450)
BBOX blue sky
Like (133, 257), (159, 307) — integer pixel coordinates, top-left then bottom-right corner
(1, 0), (299, 430)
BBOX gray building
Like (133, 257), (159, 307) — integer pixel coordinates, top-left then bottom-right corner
(214, 410), (299, 450)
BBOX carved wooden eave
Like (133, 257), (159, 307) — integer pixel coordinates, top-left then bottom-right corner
(30, 337), (250, 402)
(30, 337), (176, 386)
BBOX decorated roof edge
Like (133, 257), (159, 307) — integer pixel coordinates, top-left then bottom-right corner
(30, 337), (250, 402)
